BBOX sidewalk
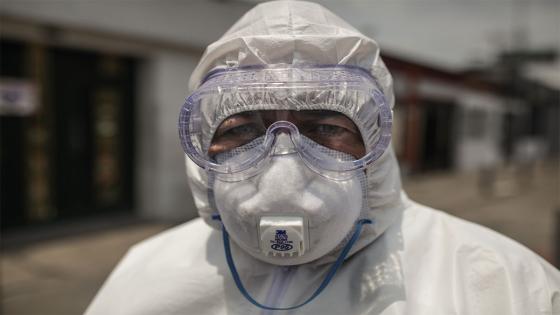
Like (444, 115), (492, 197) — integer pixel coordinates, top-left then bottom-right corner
(1, 222), (171, 315)
(1, 161), (558, 314)
(403, 160), (559, 262)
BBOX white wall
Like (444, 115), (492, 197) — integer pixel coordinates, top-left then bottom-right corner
(137, 51), (200, 221)
(0, 1), (251, 49)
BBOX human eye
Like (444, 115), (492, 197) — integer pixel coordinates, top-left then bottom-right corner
(304, 123), (348, 138)
(208, 122), (265, 157)
(208, 112), (268, 157)
(220, 123), (264, 140)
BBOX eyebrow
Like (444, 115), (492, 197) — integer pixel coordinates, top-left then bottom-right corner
(294, 110), (346, 120)
(296, 111), (360, 134)
(214, 112), (259, 136)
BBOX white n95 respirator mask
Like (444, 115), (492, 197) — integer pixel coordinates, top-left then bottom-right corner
(212, 134), (365, 266)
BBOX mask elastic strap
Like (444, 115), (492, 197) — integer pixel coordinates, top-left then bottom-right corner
(211, 214), (373, 311)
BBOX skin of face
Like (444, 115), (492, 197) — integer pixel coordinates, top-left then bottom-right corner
(209, 110), (366, 158)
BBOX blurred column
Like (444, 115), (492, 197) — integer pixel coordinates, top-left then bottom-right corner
(404, 72), (421, 172)
(26, 43), (55, 222)
(136, 51), (199, 221)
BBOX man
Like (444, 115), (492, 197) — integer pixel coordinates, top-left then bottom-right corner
(86, 1), (559, 314)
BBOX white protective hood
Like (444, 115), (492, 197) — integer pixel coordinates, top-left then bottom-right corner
(185, 0), (405, 265)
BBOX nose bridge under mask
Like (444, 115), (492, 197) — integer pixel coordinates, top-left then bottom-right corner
(256, 149), (313, 195)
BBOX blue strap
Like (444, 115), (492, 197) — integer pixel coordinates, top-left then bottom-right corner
(212, 214), (373, 311)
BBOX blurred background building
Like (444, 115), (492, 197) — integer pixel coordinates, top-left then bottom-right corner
(0, 0), (558, 314)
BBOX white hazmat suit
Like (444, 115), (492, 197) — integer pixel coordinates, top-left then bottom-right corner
(86, 1), (560, 314)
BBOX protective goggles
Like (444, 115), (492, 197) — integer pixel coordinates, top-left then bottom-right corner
(178, 65), (392, 180)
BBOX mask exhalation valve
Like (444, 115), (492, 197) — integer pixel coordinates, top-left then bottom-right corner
(259, 216), (307, 257)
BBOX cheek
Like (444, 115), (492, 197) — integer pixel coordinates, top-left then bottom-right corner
(214, 180), (257, 213)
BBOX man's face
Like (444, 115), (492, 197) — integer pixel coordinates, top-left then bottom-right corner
(209, 110), (366, 159)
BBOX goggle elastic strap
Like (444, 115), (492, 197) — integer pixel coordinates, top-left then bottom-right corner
(211, 213), (373, 310)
